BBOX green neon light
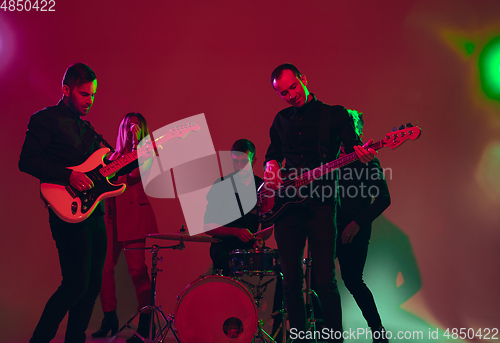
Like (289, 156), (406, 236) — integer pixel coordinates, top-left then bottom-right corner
(479, 36), (500, 100)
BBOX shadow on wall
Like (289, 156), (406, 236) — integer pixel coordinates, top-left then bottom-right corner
(337, 215), (443, 342)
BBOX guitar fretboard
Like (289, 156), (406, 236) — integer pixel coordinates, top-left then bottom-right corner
(293, 140), (383, 188)
(97, 123), (200, 178)
(100, 150), (139, 177)
(99, 135), (168, 178)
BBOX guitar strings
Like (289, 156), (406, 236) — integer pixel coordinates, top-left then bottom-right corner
(257, 140), (383, 202)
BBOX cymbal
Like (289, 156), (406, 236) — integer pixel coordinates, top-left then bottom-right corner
(148, 233), (221, 243)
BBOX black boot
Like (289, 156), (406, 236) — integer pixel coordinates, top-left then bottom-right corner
(91, 310), (119, 338)
(126, 313), (151, 343)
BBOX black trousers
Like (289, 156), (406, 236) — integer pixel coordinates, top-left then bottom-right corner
(336, 234), (382, 330)
(30, 209), (107, 343)
(274, 201), (342, 342)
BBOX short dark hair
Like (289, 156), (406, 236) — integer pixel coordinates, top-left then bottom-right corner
(62, 63), (96, 89)
(271, 63), (302, 87)
(231, 139), (256, 157)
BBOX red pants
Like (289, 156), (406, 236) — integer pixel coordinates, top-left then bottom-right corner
(99, 232), (151, 312)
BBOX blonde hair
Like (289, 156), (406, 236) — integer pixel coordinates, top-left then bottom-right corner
(110, 113), (150, 160)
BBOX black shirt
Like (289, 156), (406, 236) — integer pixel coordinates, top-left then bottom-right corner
(205, 173), (263, 272)
(265, 95), (363, 203)
(337, 158), (391, 240)
(19, 100), (107, 215)
(19, 100), (102, 184)
(265, 95), (362, 171)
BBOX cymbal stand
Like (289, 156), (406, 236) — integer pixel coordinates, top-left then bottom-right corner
(110, 241), (184, 343)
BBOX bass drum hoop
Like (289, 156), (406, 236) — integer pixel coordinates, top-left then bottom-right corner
(174, 275), (258, 343)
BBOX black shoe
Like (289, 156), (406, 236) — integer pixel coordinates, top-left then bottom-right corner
(372, 325), (389, 343)
(91, 310), (119, 338)
(125, 335), (143, 343)
(126, 313), (151, 343)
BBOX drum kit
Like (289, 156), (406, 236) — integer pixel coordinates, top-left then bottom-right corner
(110, 230), (286, 343)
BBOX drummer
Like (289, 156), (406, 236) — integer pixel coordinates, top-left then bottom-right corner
(204, 139), (273, 275)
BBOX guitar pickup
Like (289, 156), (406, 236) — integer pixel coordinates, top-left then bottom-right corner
(66, 185), (77, 198)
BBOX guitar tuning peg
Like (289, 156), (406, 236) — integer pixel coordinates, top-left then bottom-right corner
(399, 125), (405, 130)
(392, 126), (398, 132)
(406, 123), (414, 128)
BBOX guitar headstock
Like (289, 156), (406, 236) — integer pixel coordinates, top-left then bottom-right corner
(381, 123), (421, 149)
(143, 123), (200, 154)
(167, 123), (200, 138)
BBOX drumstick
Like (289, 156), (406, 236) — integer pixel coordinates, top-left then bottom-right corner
(254, 224), (274, 237)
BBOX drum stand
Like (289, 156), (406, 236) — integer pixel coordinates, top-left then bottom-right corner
(238, 274), (276, 308)
(264, 271), (289, 343)
(280, 241), (319, 343)
(237, 275), (278, 343)
(234, 271), (289, 343)
(246, 245), (319, 343)
(110, 243), (183, 343)
(303, 243), (320, 343)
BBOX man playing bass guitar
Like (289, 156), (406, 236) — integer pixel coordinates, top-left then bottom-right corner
(263, 63), (376, 343)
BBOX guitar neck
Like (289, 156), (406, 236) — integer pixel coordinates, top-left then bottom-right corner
(99, 135), (168, 178)
(296, 140), (383, 185)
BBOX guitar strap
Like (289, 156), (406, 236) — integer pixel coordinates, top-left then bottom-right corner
(80, 119), (115, 152)
(318, 103), (332, 162)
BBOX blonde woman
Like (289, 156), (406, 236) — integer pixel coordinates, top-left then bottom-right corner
(92, 113), (158, 343)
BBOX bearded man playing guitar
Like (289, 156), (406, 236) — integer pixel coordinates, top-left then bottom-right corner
(19, 63), (142, 343)
(263, 63), (376, 343)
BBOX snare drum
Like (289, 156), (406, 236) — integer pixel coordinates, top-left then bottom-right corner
(230, 248), (279, 276)
(175, 275), (258, 343)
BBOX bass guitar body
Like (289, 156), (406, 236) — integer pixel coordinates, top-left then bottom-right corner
(257, 179), (309, 223)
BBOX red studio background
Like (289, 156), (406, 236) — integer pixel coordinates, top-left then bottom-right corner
(1, 0), (500, 342)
